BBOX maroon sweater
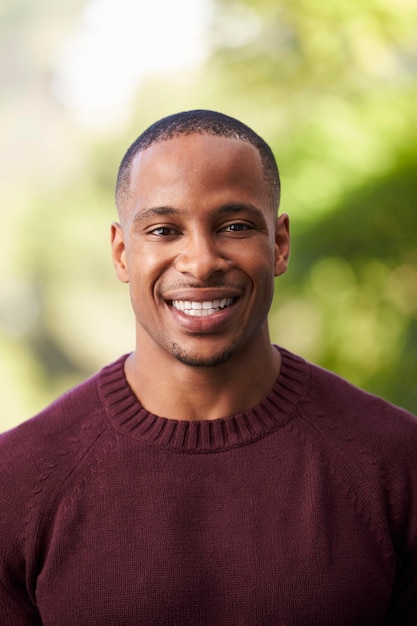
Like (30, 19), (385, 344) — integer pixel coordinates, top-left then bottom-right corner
(1, 348), (417, 625)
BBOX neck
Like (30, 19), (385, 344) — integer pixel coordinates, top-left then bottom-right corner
(125, 334), (281, 422)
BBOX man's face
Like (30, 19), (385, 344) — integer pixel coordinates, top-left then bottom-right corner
(111, 133), (289, 367)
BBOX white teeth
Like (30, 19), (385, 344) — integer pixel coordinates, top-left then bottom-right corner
(172, 298), (233, 316)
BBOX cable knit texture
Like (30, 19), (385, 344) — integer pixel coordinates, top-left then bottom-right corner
(1, 347), (417, 625)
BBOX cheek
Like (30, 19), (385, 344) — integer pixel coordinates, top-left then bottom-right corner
(126, 243), (156, 276)
(252, 251), (277, 297)
(249, 246), (276, 278)
(126, 249), (169, 299)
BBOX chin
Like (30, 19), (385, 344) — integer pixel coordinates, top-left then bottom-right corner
(170, 343), (237, 368)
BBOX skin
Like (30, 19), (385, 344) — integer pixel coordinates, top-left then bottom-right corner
(111, 133), (290, 421)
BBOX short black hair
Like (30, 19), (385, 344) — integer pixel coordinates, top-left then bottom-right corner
(116, 110), (281, 213)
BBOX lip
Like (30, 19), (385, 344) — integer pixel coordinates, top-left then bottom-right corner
(165, 293), (240, 333)
(163, 287), (242, 302)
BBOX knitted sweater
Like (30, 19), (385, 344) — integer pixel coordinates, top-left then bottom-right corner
(1, 348), (417, 625)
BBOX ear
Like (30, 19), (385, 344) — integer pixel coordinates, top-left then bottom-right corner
(274, 213), (290, 277)
(111, 222), (129, 283)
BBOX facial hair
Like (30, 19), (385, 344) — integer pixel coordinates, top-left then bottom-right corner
(169, 341), (239, 368)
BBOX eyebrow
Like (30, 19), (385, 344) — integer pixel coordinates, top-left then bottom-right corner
(132, 203), (265, 225)
(132, 206), (179, 225)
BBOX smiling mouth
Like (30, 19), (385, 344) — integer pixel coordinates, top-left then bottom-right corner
(171, 297), (234, 317)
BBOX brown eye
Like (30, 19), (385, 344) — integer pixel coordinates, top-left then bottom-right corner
(150, 227), (176, 236)
(224, 223), (251, 232)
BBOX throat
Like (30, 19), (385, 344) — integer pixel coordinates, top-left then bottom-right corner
(125, 337), (281, 422)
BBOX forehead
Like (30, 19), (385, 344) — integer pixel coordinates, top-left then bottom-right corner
(126, 134), (270, 211)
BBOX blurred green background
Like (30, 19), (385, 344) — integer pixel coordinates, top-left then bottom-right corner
(1, 0), (417, 432)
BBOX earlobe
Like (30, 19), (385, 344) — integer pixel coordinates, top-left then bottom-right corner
(110, 222), (129, 283)
(274, 213), (290, 277)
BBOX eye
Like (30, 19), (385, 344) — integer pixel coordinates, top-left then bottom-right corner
(148, 226), (178, 236)
(222, 222), (252, 232)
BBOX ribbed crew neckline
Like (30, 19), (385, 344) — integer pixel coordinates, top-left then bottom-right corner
(98, 347), (308, 453)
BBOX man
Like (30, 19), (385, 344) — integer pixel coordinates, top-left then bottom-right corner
(1, 110), (416, 625)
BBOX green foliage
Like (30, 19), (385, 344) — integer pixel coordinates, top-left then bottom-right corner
(271, 145), (417, 410)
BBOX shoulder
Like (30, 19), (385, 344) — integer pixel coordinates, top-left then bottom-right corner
(0, 360), (123, 524)
(0, 353), (130, 456)
(303, 358), (417, 445)
(278, 348), (417, 500)
(278, 347), (417, 446)
(299, 357), (417, 514)
(1, 369), (102, 466)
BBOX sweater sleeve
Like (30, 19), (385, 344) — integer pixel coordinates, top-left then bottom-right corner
(303, 362), (417, 623)
(383, 418), (417, 624)
(0, 374), (106, 625)
(0, 582), (42, 626)
(0, 428), (43, 624)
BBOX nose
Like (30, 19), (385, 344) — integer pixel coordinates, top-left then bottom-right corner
(174, 233), (230, 281)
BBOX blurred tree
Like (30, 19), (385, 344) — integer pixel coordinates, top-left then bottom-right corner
(274, 145), (417, 409)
